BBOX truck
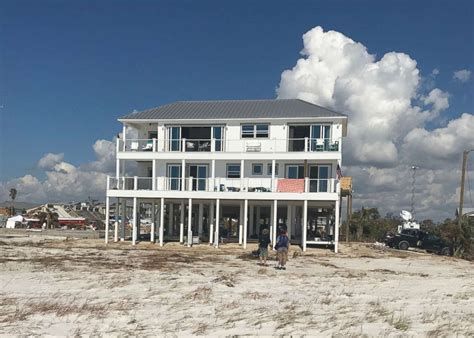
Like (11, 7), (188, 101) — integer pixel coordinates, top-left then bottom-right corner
(384, 228), (452, 256)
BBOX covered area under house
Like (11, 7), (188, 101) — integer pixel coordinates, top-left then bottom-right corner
(104, 197), (341, 252)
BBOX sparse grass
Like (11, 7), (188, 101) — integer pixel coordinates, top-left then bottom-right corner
(193, 323), (209, 335)
(243, 291), (268, 300)
(185, 286), (212, 302)
(211, 273), (236, 287)
(387, 313), (411, 331)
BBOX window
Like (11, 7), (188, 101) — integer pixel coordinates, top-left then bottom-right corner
(241, 124), (269, 138)
(241, 125), (255, 138)
(286, 165), (304, 179)
(267, 163), (279, 175)
(256, 124), (269, 138)
(226, 164), (241, 178)
(252, 163), (263, 175)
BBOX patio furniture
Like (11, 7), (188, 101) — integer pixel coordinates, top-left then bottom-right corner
(226, 187), (240, 192)
(142, 140), (153, 151)
(130, 141), (139, 151)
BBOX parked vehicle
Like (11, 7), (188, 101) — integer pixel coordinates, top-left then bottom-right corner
(384, 229), (452, 256)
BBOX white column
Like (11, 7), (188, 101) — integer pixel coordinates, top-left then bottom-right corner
(152, 160), (157, 190)
(159, 198), (164, 246)
(303, 200), (308, 252)
(211, 159), (216, 190)
(256, 206), (261, 235)
(132, 197), (137, 245)
(198, 203), (204, 236)
(105, 197), (110, 244)
(116, 158), (120, 181)
(122, 125), (127, 151)
(180, 201), (184, 243)
(209, 201), (215, 245)
(114, 197), (119, 242)
(240, 159), (244, 189)
(271, 159), (276, 191)
(249, 205), (254, 237)
(181, 159), (186, 191)
(243, 199), (248, 249)
(168, 203), (174, 236)
(335, 199), (340, 253)
(239, 201), (244, 245)
(287, 204), (292, 240)
(272, 200), (277, 249)
(151, 201), (156, 243)
(214, 199), (220, 247)
(188, 198), (193, 246)
(292, 205), (297, 238)
(120, 198), (126, 241)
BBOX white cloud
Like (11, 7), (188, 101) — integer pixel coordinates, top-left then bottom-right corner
(38, 153), (64, 169)
(453, 69), (471, 82)
(0, 139), (116, 203)
(277, 26), (471, 220)
(277, 26), (449, 167)
(422, 88), (449, 115)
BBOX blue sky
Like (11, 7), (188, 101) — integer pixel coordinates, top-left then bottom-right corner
(1, 0), (473, 182)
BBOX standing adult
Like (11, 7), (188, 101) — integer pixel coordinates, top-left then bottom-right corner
(258, 228), (271, 266)
(275, 228), (289, 270)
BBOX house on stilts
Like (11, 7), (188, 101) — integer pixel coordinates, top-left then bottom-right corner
(105, 99), (348, 252)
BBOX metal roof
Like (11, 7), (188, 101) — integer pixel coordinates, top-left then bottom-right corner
(119, 99), (347, 121)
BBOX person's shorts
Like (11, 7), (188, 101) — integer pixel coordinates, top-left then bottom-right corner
(259, 247), (268, 258)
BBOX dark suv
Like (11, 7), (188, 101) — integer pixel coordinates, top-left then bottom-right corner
(384, 229), (452, 256)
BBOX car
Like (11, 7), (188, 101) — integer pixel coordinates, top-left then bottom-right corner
(384, 229), (452, 256)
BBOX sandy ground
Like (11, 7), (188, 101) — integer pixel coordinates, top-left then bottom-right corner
(0, 237), (473, 337)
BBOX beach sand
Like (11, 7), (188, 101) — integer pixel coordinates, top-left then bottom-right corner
(0, 237), (472, 336)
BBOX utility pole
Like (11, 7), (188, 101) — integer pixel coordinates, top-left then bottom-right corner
(458, 150), (473, 229)
(410, 166), (419, 219)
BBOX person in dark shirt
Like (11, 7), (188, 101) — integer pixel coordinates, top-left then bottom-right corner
(258, 228), (271, 266)
(275, 228), (289, 270)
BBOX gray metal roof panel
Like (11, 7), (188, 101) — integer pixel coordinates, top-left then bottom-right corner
(119, 99), (346, 121)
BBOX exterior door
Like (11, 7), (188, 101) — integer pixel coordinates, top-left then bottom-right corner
(309, 165), (330, 192)
(311, 125), (331, 151)
(167, 164), (181, 190)
(169, 127), (181, 151)
(212, 126), (224, 152)
(189, 165), (208, 191)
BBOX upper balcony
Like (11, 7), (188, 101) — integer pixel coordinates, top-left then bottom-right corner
(117, 137), (340, 154)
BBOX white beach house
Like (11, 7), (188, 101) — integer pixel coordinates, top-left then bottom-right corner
(105, 99), (348, 252)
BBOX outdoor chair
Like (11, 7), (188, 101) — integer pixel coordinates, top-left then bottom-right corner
(130, 141), (139, 151)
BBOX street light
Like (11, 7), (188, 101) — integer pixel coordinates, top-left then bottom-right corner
(458, 149), (474, 229)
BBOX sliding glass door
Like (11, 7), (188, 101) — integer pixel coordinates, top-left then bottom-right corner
(309, 165), (330, 192)
(169, 127), (181, 151)
(310, 125), (331, 151)
(212, 126), (224, 152)
(189, 165), (208, 191)
(167, 164), (181, 190)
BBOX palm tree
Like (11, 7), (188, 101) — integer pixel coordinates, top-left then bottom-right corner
(9, 188), (17, 216)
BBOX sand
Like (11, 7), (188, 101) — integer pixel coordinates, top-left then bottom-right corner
(0, 237), (473, 336)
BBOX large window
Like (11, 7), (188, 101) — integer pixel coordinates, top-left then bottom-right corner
(241, 124), (269, 138)
(286, 165), (305, 179)
(226, 164), (241, 178)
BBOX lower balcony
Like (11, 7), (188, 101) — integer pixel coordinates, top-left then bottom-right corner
(107, 176), (337, 194)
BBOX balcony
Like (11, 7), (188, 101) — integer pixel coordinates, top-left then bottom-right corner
(118, 138), (340, 154)
(108, 176), (337, 194)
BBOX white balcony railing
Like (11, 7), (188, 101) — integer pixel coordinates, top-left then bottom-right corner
(117, 138), (340, 153)
(108, 176), (337, 194)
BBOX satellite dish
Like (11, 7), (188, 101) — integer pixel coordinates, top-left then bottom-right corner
(400, 210), (412, 221)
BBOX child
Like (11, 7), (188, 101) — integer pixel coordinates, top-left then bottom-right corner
(274, 228), (289, 270)
(258, 228), (271, 266)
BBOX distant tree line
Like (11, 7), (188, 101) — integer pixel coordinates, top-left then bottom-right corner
(342, 207), (473, 260)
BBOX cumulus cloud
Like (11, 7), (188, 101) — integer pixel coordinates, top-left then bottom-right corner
(38, 153), (64, 169)
(453, 69), (471, 82)
(277, 26), (471, 220)
(0, 139), (116, 203)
